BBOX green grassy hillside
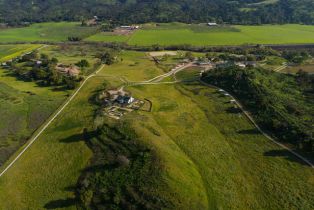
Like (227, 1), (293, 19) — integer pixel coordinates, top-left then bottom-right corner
(0, 50), (313, 209)
(0, 45), (68, 167)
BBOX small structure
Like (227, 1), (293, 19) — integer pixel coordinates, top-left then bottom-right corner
(56, 63), (80, 76)
(245, 61), (257, 67)
(230, 99), (236, 103)
(207, 22), (218, 26)
(236, 63), (246, 68)
(120, 25), (139, 30)
(117, 95), (135, 105)
(101, 88), (145, 119)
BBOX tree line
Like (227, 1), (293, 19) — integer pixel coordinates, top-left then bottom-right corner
(202, 66), (314, 156)
(0, 0), (313, 25)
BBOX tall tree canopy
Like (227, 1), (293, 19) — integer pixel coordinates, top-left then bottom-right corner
(0, 0), (313, 25)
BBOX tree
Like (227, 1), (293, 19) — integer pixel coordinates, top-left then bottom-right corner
(76, 59), (90, 68)
(185, 51), (194, 61)
(98, 52), (116, 65)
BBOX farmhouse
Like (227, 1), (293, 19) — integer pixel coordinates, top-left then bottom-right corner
(117, 95), (135, 105)
(56, 63), (80, 76)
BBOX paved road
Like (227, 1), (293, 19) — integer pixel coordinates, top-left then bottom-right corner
(0, 64), (105, 177)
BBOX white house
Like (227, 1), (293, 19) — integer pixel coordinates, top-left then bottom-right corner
(207, 22), (218, 26)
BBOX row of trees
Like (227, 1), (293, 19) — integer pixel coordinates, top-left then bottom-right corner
(202, 66), (314, 155)
(1, 0), (314, 25)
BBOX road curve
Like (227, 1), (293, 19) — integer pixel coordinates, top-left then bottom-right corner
(199, 79), (314, 168)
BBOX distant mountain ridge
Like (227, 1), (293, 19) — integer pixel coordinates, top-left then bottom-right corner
(0, 0), (313, 25)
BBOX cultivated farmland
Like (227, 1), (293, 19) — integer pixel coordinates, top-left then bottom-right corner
(0, 22), (99, 43)
(86, 23), (314, 46)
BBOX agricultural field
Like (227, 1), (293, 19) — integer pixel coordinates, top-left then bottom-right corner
(86, 23), (314, 46)
(0, 45), (69, 167)
(0, 44), (41, 62)
(0, 22), (99, 43)
(0, 50), (313, 209)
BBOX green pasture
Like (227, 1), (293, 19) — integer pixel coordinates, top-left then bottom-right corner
(0, 50), (313, 209)
(0, 44), (41, 62)
(0, 22), (98, 43)
(126, 81), (314, 209)
(0, 45), (69, 167)
(87, 23), (314, 46)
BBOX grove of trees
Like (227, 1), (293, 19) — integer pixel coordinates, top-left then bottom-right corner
(1, 0), (314, 25)
(202, 66), (314, 155)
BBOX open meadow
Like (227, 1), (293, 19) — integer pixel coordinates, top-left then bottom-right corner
(0, 22), (99, 43)
(0, 50), (313, 209)
(0, 45), (69, 167)
(86, 23), (314, 46)
(0, 44), (41, 62)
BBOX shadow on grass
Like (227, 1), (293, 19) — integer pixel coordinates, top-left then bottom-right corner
(264, 149), (309, 166)
(226, 107), (242, 114)
(44, 198), (76, 209)
(237, 128), (260, 135)
(59, 130), (99, 143)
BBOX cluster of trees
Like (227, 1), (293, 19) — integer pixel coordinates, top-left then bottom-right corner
(97, 51), (118, 65)
(202, 66), (314, 155)
(77, 123), (170, 209)
(1, 0), (314, 25)
(9, 52), (82, 89)
(282, 50), (311, 64)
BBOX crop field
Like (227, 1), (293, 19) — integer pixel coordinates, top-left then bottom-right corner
(0, 44), (41, 62)
(0, 22), (99, 43)
(0, 50), (313, 209)
(0, 45), (69, 168)
(86, 23), (314, 46)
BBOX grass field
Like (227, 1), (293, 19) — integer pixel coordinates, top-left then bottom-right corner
(283, 64), (314, 74)
(0, 22), (99, 43)
(86, 23), (314, 46)
(0, 45), (69, 167)
(0, 44), (41, 62)
(0, 50), (313, 209)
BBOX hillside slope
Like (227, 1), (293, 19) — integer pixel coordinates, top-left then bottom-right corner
(0, 0), (313, 25)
